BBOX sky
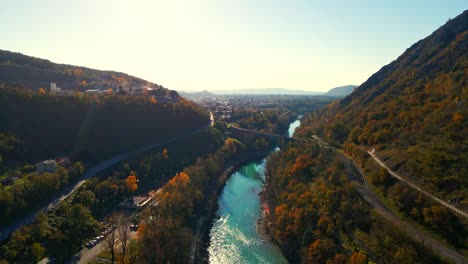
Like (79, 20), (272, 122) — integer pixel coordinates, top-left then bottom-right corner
(1, 1), (466, 92)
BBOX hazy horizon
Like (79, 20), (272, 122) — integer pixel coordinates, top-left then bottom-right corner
(1, 1), (466, 92)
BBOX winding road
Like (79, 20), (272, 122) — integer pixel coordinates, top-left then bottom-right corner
(310, 137), (467, 263)
(0, 124), (210, 241)
(368, 149), (467, 218)
(357, 186), (466, 264)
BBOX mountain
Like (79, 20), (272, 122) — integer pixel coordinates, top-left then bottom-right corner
(210, 88), (323, 95)
(298, 10), (467, 201)
(0, 49), (164, 91)
(323, 85), (357, 97)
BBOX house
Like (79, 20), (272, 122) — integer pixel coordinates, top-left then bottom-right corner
(36, 160), (57, 173)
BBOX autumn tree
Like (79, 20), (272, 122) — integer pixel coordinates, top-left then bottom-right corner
(38, 87), (46, 94)
(349, 251), (368, 264)
(125, 174), (138, 193)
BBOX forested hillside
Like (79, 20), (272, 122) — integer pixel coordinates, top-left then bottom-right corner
(265, 142), (442, 263)
(297, 10), (467, 203)
(0, 49), (160, 91)
(0, 85), (209, 163)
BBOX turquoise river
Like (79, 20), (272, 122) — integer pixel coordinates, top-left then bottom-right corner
(207, 118), (301, 263)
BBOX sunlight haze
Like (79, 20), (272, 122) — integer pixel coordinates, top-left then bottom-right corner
(1, 0), (465, 91)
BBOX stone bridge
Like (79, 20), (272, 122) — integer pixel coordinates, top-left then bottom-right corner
(228, 125), (304, 147)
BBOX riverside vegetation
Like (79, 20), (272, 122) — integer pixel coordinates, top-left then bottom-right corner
(264, 141), (444, 263)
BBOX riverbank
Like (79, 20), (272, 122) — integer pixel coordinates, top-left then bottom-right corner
(256, 116), (302, 257)
(194, 149), (273, 263)
(257, 182), (279, 244)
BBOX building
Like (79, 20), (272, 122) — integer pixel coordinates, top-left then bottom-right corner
(85, 89), (102, 95)
(50, 82), (62, 95)
(130, 87), (154, 96)
(50, 82), (74, 96)
(36, 160), (57, 173)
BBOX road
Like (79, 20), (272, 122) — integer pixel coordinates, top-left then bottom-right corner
(368, 150), (467, 218)
(357, 186), (466, 264)
(309, 138), (467, 263)
(0, 124), (210, 241)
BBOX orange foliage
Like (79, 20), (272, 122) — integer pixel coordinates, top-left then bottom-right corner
(125, 174), (138, 192)
(162, 148), (168, 158)
(453, 112), (463, 123)
(38, 88), (46, 94)
(291, 154), (314, 175)
(150, 96), (157, 104)
(316, 215), (335, 236)
(306, 239), (337, 263)
(80, 80), (87, 86)
(168, 172), (190, 186)
(136, 223), (147, 239)
(225, 138), (237, 153)
(349, 252), (368, 264)
(107, 88), (113, 94)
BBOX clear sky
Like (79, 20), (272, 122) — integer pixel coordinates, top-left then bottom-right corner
(1, 1), (466, 92)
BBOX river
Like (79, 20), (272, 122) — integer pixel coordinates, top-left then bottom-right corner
(207, 118), (301, 263)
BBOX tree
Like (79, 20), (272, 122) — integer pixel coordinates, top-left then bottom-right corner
(349, 251), (368, 264)
(31, 242), (45, 262)
(105, 215), (118, 264)
(117, 213), (131, 262)
(38, 88), (46, 94)
(150, 96), (157, 104)
(125, 174), (138, 193)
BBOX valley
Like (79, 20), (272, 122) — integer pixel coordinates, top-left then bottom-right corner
(0, 5), (467, 264)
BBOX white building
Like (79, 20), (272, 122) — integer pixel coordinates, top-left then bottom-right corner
(50, 82), (62, 95)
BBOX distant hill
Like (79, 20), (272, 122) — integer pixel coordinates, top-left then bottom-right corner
(0, 49), (164, 91)
(210, 88), (323, 95)
(298, 10), (468, 201)
(324, 85), (357, 97)
(179, 90), (215, 98)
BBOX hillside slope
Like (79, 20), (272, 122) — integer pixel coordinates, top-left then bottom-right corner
(0, 51), (210, 163)
(298, 10), (467, 203)
(0, 49), (162, 91)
